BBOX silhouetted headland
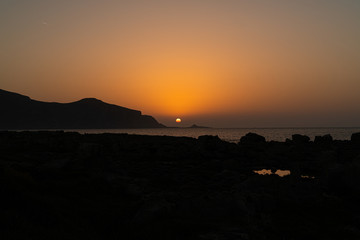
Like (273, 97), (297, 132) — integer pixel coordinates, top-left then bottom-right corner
(0, 89), (165, 129)
(1, 131), (360, 239)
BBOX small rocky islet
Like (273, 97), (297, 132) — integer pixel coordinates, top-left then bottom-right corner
(1, 131), (360, 239)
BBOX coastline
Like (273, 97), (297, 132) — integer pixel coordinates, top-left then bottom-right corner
(1, 131), (360, 239)
(4, 127), (360, 143)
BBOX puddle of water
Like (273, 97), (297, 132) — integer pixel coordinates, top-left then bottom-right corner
(301, 175), (315, 179)
(253, 169), (290, 177)
(253, 169), (316, 179)
(275, 170), (291, 177)
(253, 169), (272, 175)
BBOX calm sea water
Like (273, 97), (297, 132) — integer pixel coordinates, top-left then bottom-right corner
(68, 128), (360, 143)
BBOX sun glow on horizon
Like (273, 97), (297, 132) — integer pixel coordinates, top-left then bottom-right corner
(1, 1), (360, 127)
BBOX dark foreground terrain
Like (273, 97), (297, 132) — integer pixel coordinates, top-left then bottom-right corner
(1, 131), (360, 240)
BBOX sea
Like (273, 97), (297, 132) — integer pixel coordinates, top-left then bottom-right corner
(66, 128), (360, 143)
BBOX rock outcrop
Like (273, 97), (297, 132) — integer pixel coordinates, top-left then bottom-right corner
(0, 89), (165, 129)
(2, 131), (360, 239)
(239, 132), (266, 144)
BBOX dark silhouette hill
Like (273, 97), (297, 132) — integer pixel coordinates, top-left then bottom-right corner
(0, 89), (165, 129)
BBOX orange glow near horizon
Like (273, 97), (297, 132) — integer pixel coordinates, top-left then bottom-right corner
(112, 50), (241, 117)
(1, 1), (360, 127)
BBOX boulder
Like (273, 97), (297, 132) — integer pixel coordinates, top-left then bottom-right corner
(78, 142), (102, 158)
(198, 135), (224, 150)
(351, 132), (360, 143)
(240, 133), (266, 144)
(198, 135), (221, 142)
(292, 134), (310, 144)
(314, 134), (333, 145)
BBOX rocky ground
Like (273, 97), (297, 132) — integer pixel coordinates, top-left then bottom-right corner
(1, 131), (360, 240)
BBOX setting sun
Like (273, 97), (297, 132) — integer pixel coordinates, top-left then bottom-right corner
(176, 118), (182, 123)
(1, 0), (360, 128)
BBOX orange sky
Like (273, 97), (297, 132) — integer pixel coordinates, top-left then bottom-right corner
(1, 1), (360, 127)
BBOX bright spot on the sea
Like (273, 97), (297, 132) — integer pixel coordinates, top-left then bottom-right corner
(176, 118), (181, 123)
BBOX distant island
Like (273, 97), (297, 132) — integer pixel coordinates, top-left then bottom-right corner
(188, 124), (210, 128)
(166, 124), (211, 129)
(0, 89), (165, 129)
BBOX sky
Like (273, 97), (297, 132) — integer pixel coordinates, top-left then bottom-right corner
(1, 0), (360, 127)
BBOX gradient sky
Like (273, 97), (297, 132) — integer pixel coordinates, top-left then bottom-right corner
(1, 0), (360, 127)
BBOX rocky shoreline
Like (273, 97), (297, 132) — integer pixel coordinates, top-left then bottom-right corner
(1, 131), (360, 239)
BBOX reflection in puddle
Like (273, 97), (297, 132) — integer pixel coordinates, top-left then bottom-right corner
(254, 169), (291, 177)
(254, 169), (272, 175)
(253, 169), (316, 179)
(301, 175), (316, 179)
(275, 170), (291, 177)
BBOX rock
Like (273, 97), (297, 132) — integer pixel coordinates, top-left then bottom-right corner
(198, 135), (224, 151)
(2, 130), (360, 239)
(317, 150), (337, 167)
(240, 133), (266, 144)
(314, 134), (333, 145)
(324, 163), (360, 197)
(292, 134), (310, 144)
(132, 199), (172, 224)
(351, 132), (360, 143)
(223, 158), (241, 170)
(38, 158), (71, 171)
(198, 135), (222, 142)
(78, 142), (102, 158)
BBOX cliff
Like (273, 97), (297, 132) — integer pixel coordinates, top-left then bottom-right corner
(0, 89), (165, 129)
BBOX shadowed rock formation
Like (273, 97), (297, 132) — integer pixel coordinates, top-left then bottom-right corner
(1, 131), (360, 239)
(292, 134), (310, 144)
(0, 89), (165, 129)
(351, 132), (360, 143)
(240, 132), (266, 144)
(314, 134), (333, 145)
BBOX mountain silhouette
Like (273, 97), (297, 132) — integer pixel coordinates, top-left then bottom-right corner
(0, 89), (165, 129)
